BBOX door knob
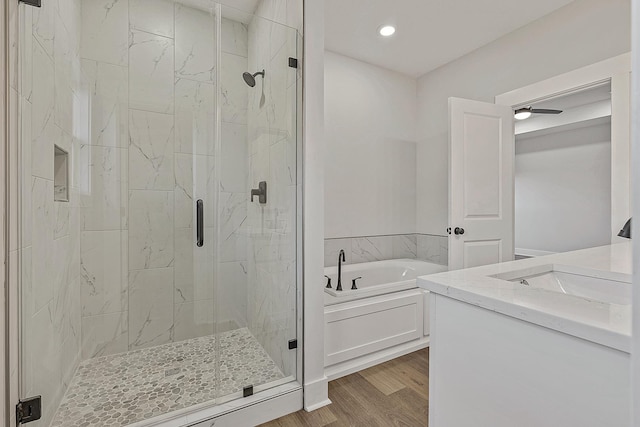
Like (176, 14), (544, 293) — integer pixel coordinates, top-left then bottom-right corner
(454, 227), (465, 235)
(447, 227), (451, 235)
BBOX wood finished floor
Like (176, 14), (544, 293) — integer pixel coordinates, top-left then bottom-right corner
(260, 348), (429, 427)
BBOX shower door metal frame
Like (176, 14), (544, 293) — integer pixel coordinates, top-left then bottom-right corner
(1, 0), (10, 425)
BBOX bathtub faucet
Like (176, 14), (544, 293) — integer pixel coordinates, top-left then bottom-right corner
(337, 249), (346, 291)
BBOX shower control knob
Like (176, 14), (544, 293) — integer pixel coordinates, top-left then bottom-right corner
(454, 227), (465, 235)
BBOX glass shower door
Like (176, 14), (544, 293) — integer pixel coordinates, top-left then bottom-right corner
(17, 0), (300, 424)
(214, 6), (300, 400)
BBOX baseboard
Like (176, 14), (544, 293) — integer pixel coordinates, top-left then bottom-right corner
(303, 376), (331, 411)
(324, 338), (430, 381)
(304, 399), (333, 412)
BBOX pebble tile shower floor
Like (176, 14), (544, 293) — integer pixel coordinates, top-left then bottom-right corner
(51, 328), (285, 426)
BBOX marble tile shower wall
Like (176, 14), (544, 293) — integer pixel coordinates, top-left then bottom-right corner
(324, 234), (449, 267)
(78, 0), (250, 358)
(246, 0), (300, 378)
(17, 0), (85, 425)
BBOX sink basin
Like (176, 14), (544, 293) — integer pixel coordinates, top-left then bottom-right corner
(492, 264), (631, 305)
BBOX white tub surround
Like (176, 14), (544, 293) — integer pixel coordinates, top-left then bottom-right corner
(419, 242), (631, 427)
(324, 259), (446, 380)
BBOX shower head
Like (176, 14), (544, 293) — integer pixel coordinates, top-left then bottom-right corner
(242, 70), (265, 87)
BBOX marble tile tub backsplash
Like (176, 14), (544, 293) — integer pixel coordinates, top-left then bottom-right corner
(325, 234), (448, 267)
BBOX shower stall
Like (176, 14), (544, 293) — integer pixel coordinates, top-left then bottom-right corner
(14, 0), (302, 425)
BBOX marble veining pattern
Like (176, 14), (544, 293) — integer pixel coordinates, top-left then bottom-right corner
(325, 234), (448, 267)
(51, 328), (284, 427)
(175, 3), (216, 83)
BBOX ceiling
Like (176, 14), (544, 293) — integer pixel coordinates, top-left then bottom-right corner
(325, 0), (575, 77)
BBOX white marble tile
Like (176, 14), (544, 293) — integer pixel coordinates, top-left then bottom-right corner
(81, 311), (128, 358)
(175, 3), (216, 83)
(57, 0), (82, 43)
(129, 29), (174, 114)
(286, 0), (303, 33)
(8, 89), (19, 252)
(255, 0), (287, 26)
(20, 7), (34, 102)
(417, 234), (442, 264)
(129, 109), (175, 190)
(174, 154), (214, 229)
(392, 235), (418, 259)
(174, 227), (214, 303)
(174, 299), (214, 341)
(80, 0), (129, 66)
(54, 200), (70, 239)
(32, 0), (55, 58)
(218, 261), (248, 327)
(21, 101), (33, 248)
(265, 45), (296, 135)
(439, 235), (449, 266)
(269, 139), (294, 204)
(72, 74), (91, 148)
(26, 301), (61, 426)
(128, 267), (174, 349)
(174, 227), (195, 303)
(130, 0), (175, 38)
(31, 40), (55, 180)
(221, 52), (248, 124)
(8, 0), (19, 91)
(220, 122), (247, 192)
(80, 230), (127, 316)
(351, 236), (393, 263)
(324, 239), (352, 267)
(31, 177), (55, 314)
(129, 190), (174, 269)
(219, 192), (248, 263)
(221, 18), (248, 57)
(79, 145), (127, 231)
(82, 59), (128, 148)
(51, 235), (71, 335)
(67, 191), (82, 281)
(53, 12), (76, 135)
(174, 154), (195, 230)
(175, 78), (215, 155)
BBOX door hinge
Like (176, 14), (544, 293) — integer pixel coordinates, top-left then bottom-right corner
(243, 385), (254, 397)
(288, 339), (297, 350)
(19, 0), (41, 7)
(288, 57), (298, 69)
(16, 396), (42, 424)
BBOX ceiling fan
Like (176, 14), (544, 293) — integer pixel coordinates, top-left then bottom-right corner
(514, 106), (563, 120)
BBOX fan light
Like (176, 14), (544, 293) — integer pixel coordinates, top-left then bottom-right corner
(379, 25), (396, 37)
(514, 108), (532, 121)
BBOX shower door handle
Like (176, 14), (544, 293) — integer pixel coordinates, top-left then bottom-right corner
(196, 199), (204, 247)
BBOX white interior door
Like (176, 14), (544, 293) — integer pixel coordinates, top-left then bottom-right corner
(448, 97), (514, 270)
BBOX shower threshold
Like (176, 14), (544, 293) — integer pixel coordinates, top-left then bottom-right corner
(50, 328), (286, 426)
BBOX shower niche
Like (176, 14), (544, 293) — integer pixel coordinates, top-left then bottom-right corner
(16, 0), (302, 425)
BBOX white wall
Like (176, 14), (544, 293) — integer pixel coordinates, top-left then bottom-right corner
(515, 121), (612, 254)
(324, 51), (418, 238)
(417, 0), (631, 236)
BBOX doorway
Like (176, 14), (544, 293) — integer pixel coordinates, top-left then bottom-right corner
(514, 83), (613, 258)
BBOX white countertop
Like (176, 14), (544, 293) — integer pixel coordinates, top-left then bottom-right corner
(417, 242), (632, 353)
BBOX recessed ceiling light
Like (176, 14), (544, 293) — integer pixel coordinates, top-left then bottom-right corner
(379, 25), (396, 37)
